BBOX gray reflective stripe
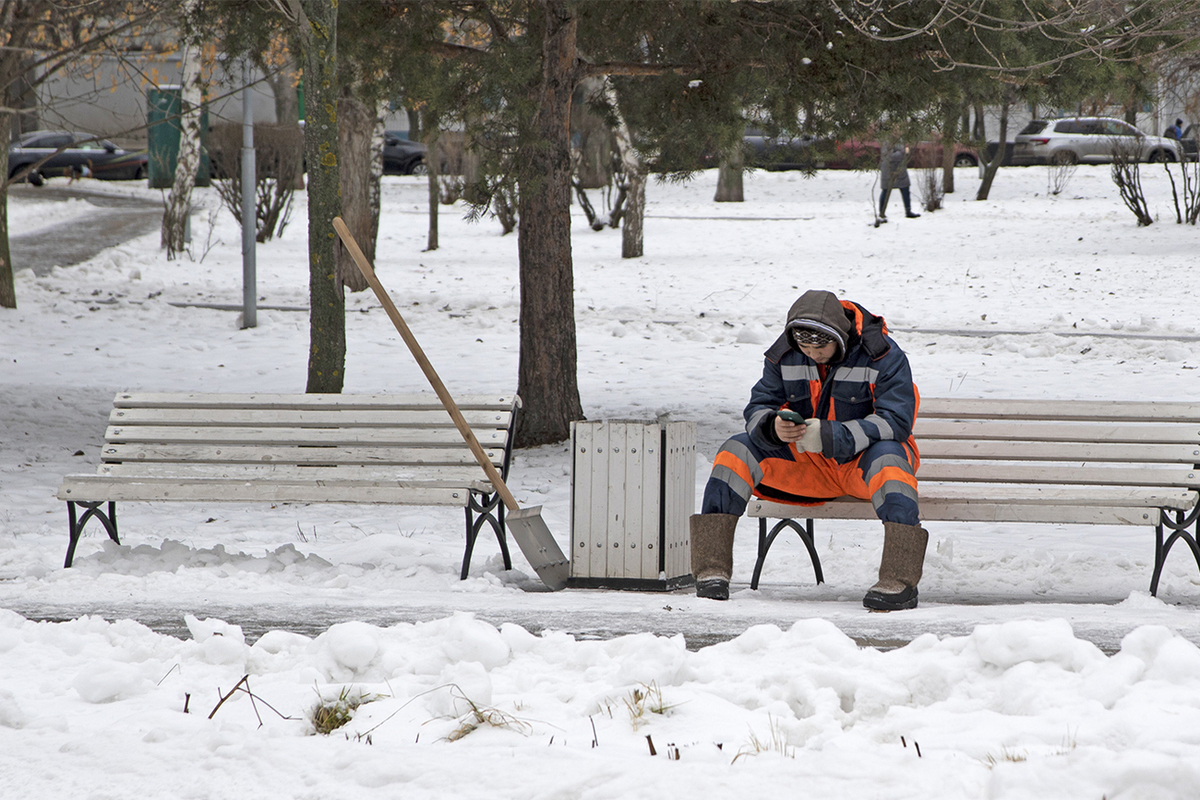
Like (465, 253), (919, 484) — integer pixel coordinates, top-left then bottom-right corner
(747, 408), (773, 435)
(710, 464), (754, 502)
(782, 364), (820, 381)
(834, 366), (879, 383)
(865, 413), (895, 440)
(719, 438), (765, 487)
(871, 480), (919, 511)
(864, 453), (914, 483)
(844, 419), (870, 453)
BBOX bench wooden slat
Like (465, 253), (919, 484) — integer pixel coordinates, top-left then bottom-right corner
(746, 499), (1164, 526)
(918, 440), (1200, 464)
(58, 476), (473, 505)
(113, 392), (517, 411)
(916, 463), (1198, 487)
(99, 443), (501, 467)
(915, 484), (1196, 508)
(917, 398), (1200, 422)
(913, 419), (1198, 444)
(96, 462), (495, 486)
(109, 407), (512, 429)
(104, 425), (509, 447)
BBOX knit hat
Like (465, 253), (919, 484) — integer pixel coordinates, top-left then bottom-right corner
(785, 290), (852, 359)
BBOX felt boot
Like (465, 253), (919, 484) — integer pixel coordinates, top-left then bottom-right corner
(863, 521), (929, 611)
(690, 513), (738, 600)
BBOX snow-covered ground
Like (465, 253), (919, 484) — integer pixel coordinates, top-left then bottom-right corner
(2, 163), (1199, 799)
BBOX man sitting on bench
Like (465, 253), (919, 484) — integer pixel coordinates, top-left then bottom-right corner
(692, 289), (929, 610)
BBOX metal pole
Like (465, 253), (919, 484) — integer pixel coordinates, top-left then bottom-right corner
(240, 60), (257, 329)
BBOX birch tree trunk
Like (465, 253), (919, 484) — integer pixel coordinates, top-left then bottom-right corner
(161, 2), (204, 259)
(600, 78), (646, 259)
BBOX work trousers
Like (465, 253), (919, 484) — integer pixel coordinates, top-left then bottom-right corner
(701, 433), (920, 525)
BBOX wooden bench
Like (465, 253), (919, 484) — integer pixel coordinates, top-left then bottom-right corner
(57, 392), (522, 575)
(746, 399), (1200, 596)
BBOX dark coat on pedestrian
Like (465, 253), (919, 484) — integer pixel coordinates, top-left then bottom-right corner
(880, 143), (911, 190)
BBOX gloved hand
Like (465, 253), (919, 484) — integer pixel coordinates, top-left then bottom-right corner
(798, 418), (822, 452)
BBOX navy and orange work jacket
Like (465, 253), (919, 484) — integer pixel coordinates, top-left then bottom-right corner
(744, 301), (920, 464)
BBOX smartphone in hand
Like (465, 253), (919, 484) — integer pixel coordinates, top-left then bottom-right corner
(777, 409), (804, 423)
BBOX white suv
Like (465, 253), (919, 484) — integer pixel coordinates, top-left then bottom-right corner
(1012, 117), (1180, 165)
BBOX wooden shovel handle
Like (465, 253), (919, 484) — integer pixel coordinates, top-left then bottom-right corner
(332, 217), (520, 511)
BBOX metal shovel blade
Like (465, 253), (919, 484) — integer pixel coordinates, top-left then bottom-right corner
(506, 505), (569, 590)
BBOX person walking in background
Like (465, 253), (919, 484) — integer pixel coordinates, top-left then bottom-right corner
(879, 142), (919, 221)
(1165, 118), (1183, 140)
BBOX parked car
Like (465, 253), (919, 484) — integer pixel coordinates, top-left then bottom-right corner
(1179, 124), (1199, 162)
(836, 139), (980, 169)
(743, 130), (979, 171)
(1011, 117), (1180, 166)
(382, 131), (427, 175)
(7, 130), (148, 185)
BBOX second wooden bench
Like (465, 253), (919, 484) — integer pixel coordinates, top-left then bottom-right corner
(57, 392), (522, 576)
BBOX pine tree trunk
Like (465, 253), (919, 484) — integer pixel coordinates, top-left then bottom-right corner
(335, 92), (371, 293)
(714, 148), (744, 202)
(161, 11), (204, 259)
(298, 0), (344, 393)
(941, 103), (957, 194)
(976, 97), (1010, 201)
(515, 0), (583, 446)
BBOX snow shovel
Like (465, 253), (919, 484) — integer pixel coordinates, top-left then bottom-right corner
(332, 217), (569, 590)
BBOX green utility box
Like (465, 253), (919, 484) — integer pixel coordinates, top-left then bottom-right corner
(147, 85), (211, 189)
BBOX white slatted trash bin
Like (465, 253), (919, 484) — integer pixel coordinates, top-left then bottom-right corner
(569, 420), (696, 590)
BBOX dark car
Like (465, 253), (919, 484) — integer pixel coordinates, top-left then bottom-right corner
(7, 130), (148, 185)
(743, 129), (829, 170)
(382, 131), (427, 175)
(1180, 124), (1199, 162)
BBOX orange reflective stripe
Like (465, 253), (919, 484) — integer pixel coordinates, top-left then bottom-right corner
(866, 465), (919, 496)
(713, 450), (755, 487)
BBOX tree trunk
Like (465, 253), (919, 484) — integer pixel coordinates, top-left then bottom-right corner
(976, 96), (1010, 201)
(714, 148), (744, 202)
(424, 110), (440, 251)
(297, 0), (344, 393)
(369, 99), (386, 255)
(622, 172), (645, 258)
(161, 7), (204, 259)
(515, 0), (583, 446)
(0, 111), (13, 309)
(265, 56), (300, 125)
(972, 101), (986, 141)
(601, 77), (645, 258)
(941, 102), (957, 194)
(335, 92), (371, 293)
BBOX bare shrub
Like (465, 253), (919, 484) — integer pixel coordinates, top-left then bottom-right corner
(1046, 160), (1077, 196)
(1108, 136), (1153, 226)
(1162, 157), (1200, 225)
(914, 165), (943, 212)
(208, 123), (303, 242)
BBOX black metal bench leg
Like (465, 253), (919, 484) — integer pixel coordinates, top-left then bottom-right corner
(1151, 507), (1200, 596)
(750, 517), (824, 590)
(461, 491), (511, 580)
(64, 501), (119, 568)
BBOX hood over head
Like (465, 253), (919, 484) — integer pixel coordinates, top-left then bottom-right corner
(785, 290), (852, 360)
